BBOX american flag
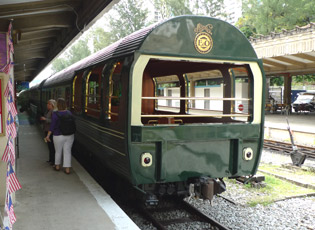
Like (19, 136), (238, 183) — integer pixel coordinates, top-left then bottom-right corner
(6, 93), (17, 117)
(6, 161), (22, 194)
(6, 112), (16, 138)
(5, 193), (16, 227)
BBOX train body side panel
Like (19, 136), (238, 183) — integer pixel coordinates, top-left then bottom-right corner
(74, 117), (131, 180)
(129, 124), (261, 185)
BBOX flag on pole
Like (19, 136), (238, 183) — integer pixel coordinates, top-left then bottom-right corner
(7, 21), (14, 54)
(4, 78), (14, 99)
(6, 161), (22, 194)
(1, 141), (10, 163)
(5, 193), (16, 227)
(1, 136), (16, 167)
(6, 112), (16, 138)
(6, 93), (17, 117)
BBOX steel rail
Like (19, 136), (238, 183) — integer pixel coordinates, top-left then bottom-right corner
(263, 139), (315, 159)
(139, 198), (230, 230)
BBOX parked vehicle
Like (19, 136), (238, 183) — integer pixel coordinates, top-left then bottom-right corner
(292, 93), (315, 113)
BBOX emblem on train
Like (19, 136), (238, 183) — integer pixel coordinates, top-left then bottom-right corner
(194, 23), (213, 54)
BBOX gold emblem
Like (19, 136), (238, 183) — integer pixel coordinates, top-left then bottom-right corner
(194, 23), (213, 54)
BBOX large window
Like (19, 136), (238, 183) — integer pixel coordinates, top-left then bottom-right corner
(139, 59), (254, 125)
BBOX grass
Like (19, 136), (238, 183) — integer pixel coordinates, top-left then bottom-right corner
(226, 171), (315, 207)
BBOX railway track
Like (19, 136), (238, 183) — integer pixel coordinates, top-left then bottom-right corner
(263, 139), (315, 159)
(139, 197), (229, 230)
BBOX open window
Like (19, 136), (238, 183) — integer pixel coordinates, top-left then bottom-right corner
(140, 59), (254, 125)
(72, 71), (84, 115)
(105, 61), (123, 122)
(85, 65), (104, 119)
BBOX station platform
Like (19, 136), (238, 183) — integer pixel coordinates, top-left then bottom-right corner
(265, 113), (315, 133)
(264, 113), (315, 146)
(14, 111), (140, 230)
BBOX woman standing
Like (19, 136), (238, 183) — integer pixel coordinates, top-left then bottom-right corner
(40, 99), (56, 165)
(45, 98), (74, 174)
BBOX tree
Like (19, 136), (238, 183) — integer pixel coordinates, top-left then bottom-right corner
(51, 38), (91, 73)
(240, 0), (315, 36)
(90, 0), (149, 52)
(91, 27), (112, 52)
(51, 57), (69, 73)
(105, 0), (149, 42)
(153, 0), (228, 20)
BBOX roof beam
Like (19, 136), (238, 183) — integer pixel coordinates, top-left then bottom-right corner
(0, 12), (75, 31)
(263, 59), (287, 69)
(293, 53), (315, 62)
(273, 56), (307, 67)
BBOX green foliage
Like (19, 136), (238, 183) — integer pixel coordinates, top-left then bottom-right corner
(153, 0), (227, 20)
(270, 77), (284, 86)
(51, 38), (91, 73)
(239, 0), (315, 36)
(91, 0), (149, 52)
(293, 75), (315, 85)
(106, 0), (149, 42)
(91, 27), (112, 52)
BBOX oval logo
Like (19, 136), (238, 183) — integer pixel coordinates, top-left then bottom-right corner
(194, 32), (213, 54)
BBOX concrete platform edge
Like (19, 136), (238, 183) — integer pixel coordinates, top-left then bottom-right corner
(72, 158), (140, 230)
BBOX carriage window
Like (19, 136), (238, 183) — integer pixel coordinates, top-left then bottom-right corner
(150, 76), (180, 114)
(140, 59), (253, 125)
(106, 61), (123, 122)
(88, 74), (100, 104)
(73, 72), (84, 115)
(229, 67), (253, 122)
(85, 65), (103, 118)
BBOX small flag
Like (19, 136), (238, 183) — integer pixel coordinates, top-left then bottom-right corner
(1, 137), (15, 165)
(5, 193), (16, 227)
(6, 112), (16, 138)
(7, 161), (22, 194)
(7, 21), (14, 54)
(6, 93), (17, 117)
(4, 78), (14, 98)
(1, 142), (10, 163)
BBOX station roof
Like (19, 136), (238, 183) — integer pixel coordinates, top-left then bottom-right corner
(250, 23), (315, 76)
(0, 0), (116, 82)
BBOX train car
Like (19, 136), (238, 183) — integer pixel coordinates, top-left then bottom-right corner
(24, 16), (265, 203)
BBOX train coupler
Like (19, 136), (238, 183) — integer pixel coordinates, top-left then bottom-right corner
(190, 177), (226, 201)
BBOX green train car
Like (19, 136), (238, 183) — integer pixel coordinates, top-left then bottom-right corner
(23, 15), (265, 203)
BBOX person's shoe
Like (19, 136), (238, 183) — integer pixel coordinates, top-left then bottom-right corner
(55, 165), (60, 171)
(65, 168), (70, 174)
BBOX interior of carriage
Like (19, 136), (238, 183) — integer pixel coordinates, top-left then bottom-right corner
(141, 59), (253, 125)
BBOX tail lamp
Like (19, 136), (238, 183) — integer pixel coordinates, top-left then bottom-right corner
(141, 152), (152, 167)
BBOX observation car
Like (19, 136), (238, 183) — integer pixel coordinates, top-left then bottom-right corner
(22, 16), (266, 203)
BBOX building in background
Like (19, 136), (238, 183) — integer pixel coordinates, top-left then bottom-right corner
(224, 0), (242, 25)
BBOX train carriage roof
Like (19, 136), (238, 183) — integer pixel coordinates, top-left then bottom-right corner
(43, 15), (257, 88)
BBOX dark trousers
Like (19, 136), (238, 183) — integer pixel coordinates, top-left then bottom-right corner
(45, 131), (55, 163)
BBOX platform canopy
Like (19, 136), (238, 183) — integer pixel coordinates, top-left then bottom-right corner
(0, 0), (117, 82)
(251, 23), (315, 76)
